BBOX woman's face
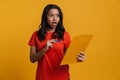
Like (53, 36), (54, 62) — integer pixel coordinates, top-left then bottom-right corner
(47, 9), (60, 29)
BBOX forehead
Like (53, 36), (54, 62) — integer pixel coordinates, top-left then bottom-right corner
(48, 9), (59, 14)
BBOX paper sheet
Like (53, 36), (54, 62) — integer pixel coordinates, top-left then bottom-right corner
(61, 34), (93, 65)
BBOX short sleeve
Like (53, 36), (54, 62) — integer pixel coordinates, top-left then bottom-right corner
(64, 32), (71, 49)
(28, 31), (38, 47)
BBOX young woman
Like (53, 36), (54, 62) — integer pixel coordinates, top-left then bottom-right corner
(28, 4), (85, 80)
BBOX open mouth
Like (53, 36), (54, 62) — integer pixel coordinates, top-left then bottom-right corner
(52, 22), (57, 26)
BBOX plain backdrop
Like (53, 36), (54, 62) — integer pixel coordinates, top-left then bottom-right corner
(0, 0), (120, 80)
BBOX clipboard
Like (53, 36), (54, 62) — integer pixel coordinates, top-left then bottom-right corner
(61, 34), (93, 65)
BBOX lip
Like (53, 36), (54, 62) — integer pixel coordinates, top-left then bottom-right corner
(52, 22), (57, 23)
(52, 22), (57, 25)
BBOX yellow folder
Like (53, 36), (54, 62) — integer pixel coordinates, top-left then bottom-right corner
(61, 34), (93, 65)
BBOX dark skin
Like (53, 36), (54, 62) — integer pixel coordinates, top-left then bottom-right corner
(29, 9), (85, 63)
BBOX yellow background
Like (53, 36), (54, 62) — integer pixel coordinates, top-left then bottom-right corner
(0, 0), (120, 80)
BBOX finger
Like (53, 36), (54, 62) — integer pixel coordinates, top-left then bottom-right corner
(78, 54), (85, 59)
(46, 41), (54, 50)
(48, 43), (53, 48)
(80, 52), (85, 55)
(49, 39), (56, 43)
(46, 40), (54, 46)
(77, 57), (84, 61)
(77, 53), (85, 57)
(77, 55), (85, 58)
(77, 57), (85, 61)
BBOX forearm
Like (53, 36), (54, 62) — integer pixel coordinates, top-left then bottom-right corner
(30, 48), (47, 63)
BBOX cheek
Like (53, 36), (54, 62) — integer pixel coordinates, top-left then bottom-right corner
(47, 18), (52, 24)
(47, 18), (52, 22)
(57, 17), (60, 21)
(47, 18), (50, 22)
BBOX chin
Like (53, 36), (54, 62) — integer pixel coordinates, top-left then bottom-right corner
(51, 25), (57, 28)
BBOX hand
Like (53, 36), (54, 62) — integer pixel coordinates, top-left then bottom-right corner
(45, 39), (55, 50)
(77, 52), (85, 62)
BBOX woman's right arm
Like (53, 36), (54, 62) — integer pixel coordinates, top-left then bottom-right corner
(30, 46), (47, 63)
(30, 39), (55, 63)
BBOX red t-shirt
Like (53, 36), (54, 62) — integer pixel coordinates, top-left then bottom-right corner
(28, 31), (71, 80)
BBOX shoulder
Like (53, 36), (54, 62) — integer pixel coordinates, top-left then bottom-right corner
(28, 31), (39, 46)
(64, 31), (70, 37)
(63, 31), (71, 40)
(63, 31), (71, 48)
(29, 30), (39, 40)
(30, 31), (39, 37)
(31, 31), (38, 35)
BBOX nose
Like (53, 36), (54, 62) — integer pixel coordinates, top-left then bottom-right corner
(53, 16), (56, 21)
(53, 15), (58, 21)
